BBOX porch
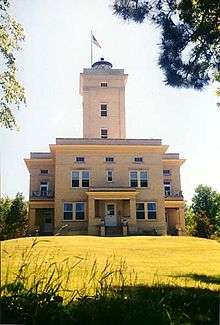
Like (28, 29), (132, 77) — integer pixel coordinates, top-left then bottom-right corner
(165, 200), (185, 235)
(86, 188), (139, 236)
(28, 202), (54, 235)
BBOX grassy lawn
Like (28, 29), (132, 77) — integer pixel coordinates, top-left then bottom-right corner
(2, 236), (220, 291)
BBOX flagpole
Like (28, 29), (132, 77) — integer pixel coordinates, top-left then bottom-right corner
(90, 30), (93, 67)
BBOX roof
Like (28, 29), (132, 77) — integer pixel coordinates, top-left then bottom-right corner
(55, 138), (162, 146)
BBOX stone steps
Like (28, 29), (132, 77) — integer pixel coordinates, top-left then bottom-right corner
(105, 226), (123, 237)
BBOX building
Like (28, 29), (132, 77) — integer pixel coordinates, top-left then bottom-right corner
(25, 58), (185, 236)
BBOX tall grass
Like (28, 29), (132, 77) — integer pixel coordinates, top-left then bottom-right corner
(1, 238), (219, 324)
(2, 238), (137, 302)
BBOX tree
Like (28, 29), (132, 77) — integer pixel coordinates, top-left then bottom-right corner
(0, 193), (28, 240)
(186, 185), (220, 238)
(112, 0), (220, 91)
(0, 0), (25, 129)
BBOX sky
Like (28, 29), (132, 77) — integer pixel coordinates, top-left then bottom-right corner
(0, 0), (220, 201)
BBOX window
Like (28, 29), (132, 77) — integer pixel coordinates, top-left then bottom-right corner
(82, 171), (90, 187)
(71, 171), (90, 188)
(100, 104), (107, 117)
(72, 171), (80, 187)
(105, 157), (114, 163)
(147, 202), (157, 219)
(164, 181), (171, 196)
(130, 171), (138, 187)
(101, 82), (108, 87)
(134, 157), (143, 163)
(76, 157), (85, 163)
(40, 181), (48, 196)
(64, 203), (73, 220)
(75, 202), (85, 220)
(63, 202), (85, 221)
(163, 169), (171, 176)
(107, 170), (113, 182)
(101, 128), (108, 138)
(40, 169), (48, 174)
(140, 171), (148, 187)
(136, 203), (145, 219)
(129, 171), (148, 188)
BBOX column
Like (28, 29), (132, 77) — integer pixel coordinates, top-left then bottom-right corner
(178, 207), (185, 235)
(88, 197), (96, 235)
(129, 198), (137, 234)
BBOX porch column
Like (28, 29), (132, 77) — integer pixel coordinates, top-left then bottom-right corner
(178, 207), (185, 235)
(29, 208), (36, 227)
(88, 197), (96, 235)
(129, 198), (137, 234)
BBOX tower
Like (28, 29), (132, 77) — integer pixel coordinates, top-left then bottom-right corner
(80, 58), (128, 139)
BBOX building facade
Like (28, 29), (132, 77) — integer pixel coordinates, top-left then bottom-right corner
(25, 58), (185, 236)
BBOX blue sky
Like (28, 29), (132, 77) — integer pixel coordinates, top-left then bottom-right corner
(0, 0), (220, 201)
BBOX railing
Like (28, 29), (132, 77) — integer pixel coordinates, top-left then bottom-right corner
(31, 190), (54, 199)
(164, 191), (183, 199)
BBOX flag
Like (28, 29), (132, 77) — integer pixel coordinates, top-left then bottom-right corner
(91, 33), (101, 48)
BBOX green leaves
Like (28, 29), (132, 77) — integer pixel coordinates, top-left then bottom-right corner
(0, 0), (25, 129)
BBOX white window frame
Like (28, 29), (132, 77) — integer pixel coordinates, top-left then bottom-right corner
(163, 169), (171, 176)
(40, 169), (49, 174)
(71, 170), (90, 188)
(75, 156), (85, 163)
(63, 202), (73, 220)
(147, 202), (157, 220)
(100, 104), (108, 117)
(134, 157), (143, 164)
(63, 202), (86, 221)
(136, 202), (145, 220)
(129, 170), (148, 188)
(100, 82), (108, 87)
(100, 128), (108, 139)
(106, 170), (113, 182)
(105, 157), (114, 163)
(164, 181), (172, 196)
(40, 181), (48, 194)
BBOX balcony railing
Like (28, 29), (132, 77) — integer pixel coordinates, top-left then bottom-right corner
(30, 190), (54, 200)
(164, 191), (183, 199)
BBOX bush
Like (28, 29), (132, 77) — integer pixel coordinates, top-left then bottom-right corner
(0, 192), (28, 240)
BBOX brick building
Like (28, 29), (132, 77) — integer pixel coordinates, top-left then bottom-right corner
(25, 58), (185, 236)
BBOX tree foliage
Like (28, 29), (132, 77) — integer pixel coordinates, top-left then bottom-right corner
(0, 192), (28, 240)
(185, 185), (220, 239)
(0, 0), (25, 129)
(112, 0), (220, 90)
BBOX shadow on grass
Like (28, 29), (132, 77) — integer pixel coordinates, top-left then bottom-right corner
(171, 273), (220, 285)
(1, 284), (219, 325)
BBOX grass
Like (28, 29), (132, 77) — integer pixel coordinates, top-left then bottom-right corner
(2, 235), (220, 291)
(1, 236), (220, 324)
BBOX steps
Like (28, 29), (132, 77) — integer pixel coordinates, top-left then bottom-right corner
(105, 226), (123, 237)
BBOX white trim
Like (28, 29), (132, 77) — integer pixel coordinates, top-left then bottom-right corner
(71, 170), (90, 188)
(147, 202), (157, 220)
(136, 202), (145, 220)
(100, 82), (108, 87)
(100, 128), (108, 138)
(129, 170), (148, 188)
(106, 170), (113, 182)
(63, 202), (86, 221)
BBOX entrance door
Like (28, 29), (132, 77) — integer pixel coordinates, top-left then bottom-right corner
(37, 208), (54, 234)
(105, 203), (117, 226)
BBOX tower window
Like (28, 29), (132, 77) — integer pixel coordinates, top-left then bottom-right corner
(101, 128), (108, 139)
(134, 157), (143, 163)
(100, 104), (107, 117)
(76, 157), (85, 163)
(101, 82), (108, 87)
(105, 157), (114, 163)
(107, 170), (113, 182)
(40, 169), (48, 174)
